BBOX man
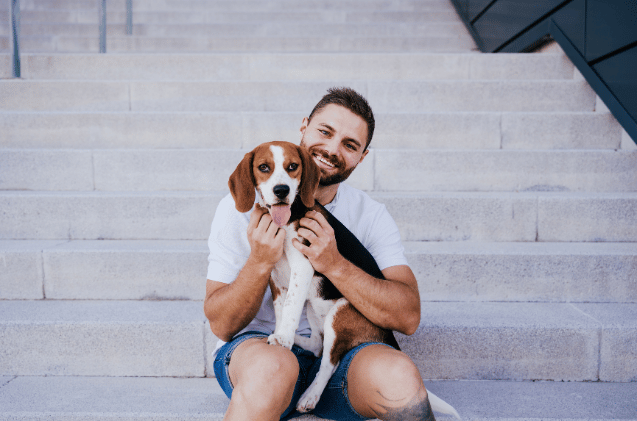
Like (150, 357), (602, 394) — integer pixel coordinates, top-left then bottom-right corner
(204, 87), (435, 421)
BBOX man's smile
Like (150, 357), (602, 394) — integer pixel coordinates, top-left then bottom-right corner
(313, 153), (337, 170)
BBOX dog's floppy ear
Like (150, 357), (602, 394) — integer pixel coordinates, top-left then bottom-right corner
(228, 150), (256, 213)
(298, 145), (320, 208)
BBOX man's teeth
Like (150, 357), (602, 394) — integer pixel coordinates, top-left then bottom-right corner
(315, 155), (335, 168)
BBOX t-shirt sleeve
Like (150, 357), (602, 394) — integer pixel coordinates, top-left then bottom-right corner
(206, 194), (252, 284)
(364, 204), (409, 271)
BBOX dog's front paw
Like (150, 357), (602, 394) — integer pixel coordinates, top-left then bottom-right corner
(267, 333), (293, 350)
(296, 388), (321, 413)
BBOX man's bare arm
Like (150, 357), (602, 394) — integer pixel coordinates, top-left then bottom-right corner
(292, 211), (421, 335)
(204, 205), (286, 342)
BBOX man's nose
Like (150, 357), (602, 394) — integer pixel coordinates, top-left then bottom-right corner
(323, 138), (340, 156)
(273, 184), (290, 199)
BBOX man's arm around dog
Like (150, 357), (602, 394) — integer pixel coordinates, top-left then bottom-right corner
(293, 209), (421, 335)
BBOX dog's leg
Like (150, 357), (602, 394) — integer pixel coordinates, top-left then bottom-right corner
(296, 298), (348, 413)
(268, 241), (315, 350)
(294, 275), (331, 357)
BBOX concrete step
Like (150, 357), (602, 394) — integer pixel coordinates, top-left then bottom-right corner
(0, 9), (461, 24)
(14, 0), (458, 12)
(0, 300), (635, 381)
(9, 22), (468, 38)
(0, 300), (211, 377)
(1, 191), (636, 242)
(0, 376), (635, 420)
(9, 53), (574, 81)
(2, 35), (476, 53)
(2, 240), (635, 303)
(0, 80), (595, 112)
(0, 111), (622, 150)
(2, 149), (636, 193)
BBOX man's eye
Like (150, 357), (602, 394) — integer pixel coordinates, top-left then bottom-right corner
(288, 163), (299, 171)
(258, 164), (270, 173)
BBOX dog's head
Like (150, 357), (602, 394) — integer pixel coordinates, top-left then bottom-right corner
(229, 141), (320, 226)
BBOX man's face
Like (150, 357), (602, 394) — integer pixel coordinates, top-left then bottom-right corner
(299, 104), (370, 186)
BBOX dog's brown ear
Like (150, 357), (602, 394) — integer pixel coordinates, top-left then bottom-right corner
(298, 145), (320, 208)
(228, 151), (256, 212)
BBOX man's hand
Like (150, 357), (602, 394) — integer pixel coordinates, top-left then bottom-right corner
(292, 210), (344, 275)
(248, 204), (286, 267)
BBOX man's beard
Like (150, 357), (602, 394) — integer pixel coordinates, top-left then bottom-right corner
(301, 140), (356, 186)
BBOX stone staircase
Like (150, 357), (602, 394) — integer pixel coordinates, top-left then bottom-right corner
(1, 0), (636, 420)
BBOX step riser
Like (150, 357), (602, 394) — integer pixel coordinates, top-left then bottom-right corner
(375, 150), (637, 192)
(1, 81), (595, 112)
(401, 302), (637, 382)
(3, 150), (636, 193)
(1, 323), (206, 377)
(4, 36), (476, 53)
(2, 193), (636, 242)
(13, 53), (574, 81)
(8, 23), (466, 38)
(14, 0), (458, 12)
(0, 193), (222, 241)
(1, 301), (633, 382)
(386, 194), (637, 242)
(3, 241), (635, 303)
(0, 112), (622, 151)
(0, 301), (207, 377)
(0, 10), (461, 24)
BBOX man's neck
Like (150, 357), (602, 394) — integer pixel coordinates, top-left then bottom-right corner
(315, 184), (340, 206)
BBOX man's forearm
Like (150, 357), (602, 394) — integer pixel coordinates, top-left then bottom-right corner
(323, 258), (421, 335)
(205, 256), (274, 341)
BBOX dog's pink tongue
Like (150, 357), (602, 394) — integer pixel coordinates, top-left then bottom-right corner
(270, 204), (291, 227)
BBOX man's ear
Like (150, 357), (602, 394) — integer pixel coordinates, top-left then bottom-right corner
(299, 117), (309, 142)
(356, 148), (369, 165)
(298, 145), (320, 208)
(358, 148), (370, 164)
(228, 151), (256, 213)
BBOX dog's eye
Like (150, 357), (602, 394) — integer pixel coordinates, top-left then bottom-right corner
(258, 164), (270, 173)
(287, 163), (299, 171)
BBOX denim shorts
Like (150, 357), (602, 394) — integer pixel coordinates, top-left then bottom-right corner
(213, 331), (391, 420)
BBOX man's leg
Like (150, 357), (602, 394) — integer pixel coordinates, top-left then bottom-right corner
(347, 345), (436, 421)
(224, 337), (300, 421)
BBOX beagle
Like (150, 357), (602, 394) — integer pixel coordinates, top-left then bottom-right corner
(228, 141), (460, 418)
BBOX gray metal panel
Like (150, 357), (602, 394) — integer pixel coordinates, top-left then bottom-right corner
(586, 0), (637, 61)
(593, 46), (637, 126)
(552, 0), (586, 55)
(473, 0), (563, 52)
(468, 0), (494, 22)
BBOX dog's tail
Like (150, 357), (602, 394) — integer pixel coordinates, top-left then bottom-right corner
(428, 390), (461, 420)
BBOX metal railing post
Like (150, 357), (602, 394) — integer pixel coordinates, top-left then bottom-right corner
(99, 0), (106, 53)
(10, 0), (21, 77)
(126, 0), (133, 35)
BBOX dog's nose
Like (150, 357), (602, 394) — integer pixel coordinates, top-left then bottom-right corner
(273, 184), (290, 200)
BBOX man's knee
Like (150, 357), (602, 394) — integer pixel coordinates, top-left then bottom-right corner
(348, 345), (432, 419)
(354, 346), (422, 398)
(230, 340), (300, 409)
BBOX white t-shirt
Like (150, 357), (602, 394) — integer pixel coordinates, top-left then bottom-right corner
(207, 182), (408, 355)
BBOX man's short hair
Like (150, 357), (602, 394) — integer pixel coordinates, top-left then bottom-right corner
(308, 87), (375, 150)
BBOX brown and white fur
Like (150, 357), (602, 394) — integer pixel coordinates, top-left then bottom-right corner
(229, 141), (460, 418)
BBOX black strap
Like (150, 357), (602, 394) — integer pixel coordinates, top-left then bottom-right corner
(316, 202), (385, 280)
(316, 202), (400, 350)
